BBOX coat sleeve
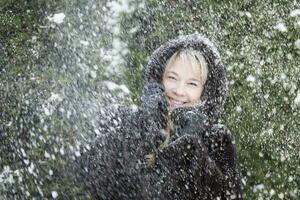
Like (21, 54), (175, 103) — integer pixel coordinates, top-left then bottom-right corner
(202, 124), (243, 200)
(75, 106), (165, 199)
(151, 124), (243, 200)
(81, 132), (145, 199)
(74, 107), (144, 199)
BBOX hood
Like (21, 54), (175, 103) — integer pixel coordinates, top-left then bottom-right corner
(143, 33), (228, 124)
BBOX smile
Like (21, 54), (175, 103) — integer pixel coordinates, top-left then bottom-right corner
(168, 97), (187, 106)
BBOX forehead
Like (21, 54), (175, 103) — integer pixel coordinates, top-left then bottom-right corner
(164, 56), (201, 79)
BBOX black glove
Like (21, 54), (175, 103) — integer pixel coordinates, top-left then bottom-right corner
(140, 80), (168, 126)
(153, 135), (209, 197)
(138, 80), (169, 152)
(155, 134), (207, 172)
(171, 107), (208, 139)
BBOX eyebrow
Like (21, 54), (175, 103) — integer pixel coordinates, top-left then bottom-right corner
(189, 78), (201, 82)
(166, 71), (201, 82)
(166, 71), (178, 76)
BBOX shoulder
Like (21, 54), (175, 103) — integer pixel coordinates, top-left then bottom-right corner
(92, 105), (138, 135)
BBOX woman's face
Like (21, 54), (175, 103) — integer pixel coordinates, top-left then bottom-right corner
(163, 57), (204, 112)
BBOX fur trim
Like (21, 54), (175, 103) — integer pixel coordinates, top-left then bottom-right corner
(143, 33), (228, 124)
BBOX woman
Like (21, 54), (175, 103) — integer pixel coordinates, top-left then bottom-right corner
(78, 34), (243, 199)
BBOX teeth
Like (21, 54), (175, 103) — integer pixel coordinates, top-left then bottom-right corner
(170, 99), (184, 105)
(173, 101), (182, 105)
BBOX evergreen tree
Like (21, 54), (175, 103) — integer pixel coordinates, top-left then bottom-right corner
(119, 0), (300, 199)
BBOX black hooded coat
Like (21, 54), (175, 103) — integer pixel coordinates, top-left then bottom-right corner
(78, 34), (243, 200)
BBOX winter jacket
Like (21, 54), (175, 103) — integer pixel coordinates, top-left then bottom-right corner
(78, 34), (243, 200)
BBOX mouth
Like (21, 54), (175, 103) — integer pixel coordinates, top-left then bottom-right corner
(167, 96), (187, 108)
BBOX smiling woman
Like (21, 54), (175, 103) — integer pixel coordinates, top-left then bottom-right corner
(163, 49), (208, 111)
(79, 34), (243, 199)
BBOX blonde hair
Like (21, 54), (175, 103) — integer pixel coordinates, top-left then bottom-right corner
(165, 49), (208, 85)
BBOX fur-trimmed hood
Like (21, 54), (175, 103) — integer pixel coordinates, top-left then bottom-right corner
(143, 33), (228, 124)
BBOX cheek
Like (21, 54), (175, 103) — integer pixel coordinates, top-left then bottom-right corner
(187, 88), (202, 102)
(163, 80), (173, 94)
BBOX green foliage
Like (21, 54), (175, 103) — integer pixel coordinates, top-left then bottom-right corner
(0, 0), (111, 199)
(120, 0), (300, 199)
(1, 0), (299, 199)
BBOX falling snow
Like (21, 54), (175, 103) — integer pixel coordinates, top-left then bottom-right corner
(295, 39), (300, 49)
(103, 81), (130, 94)
(274, 22), (288, 32)
(47, 13), (66, 24)
(290, 9), (300, 17)
(294, 91), (300, 104)
(246, 75), (256, 82)
(1, 0), (299, 199)
(51, 191), (58, 199)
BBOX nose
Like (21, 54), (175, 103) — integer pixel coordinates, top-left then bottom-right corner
(172, 82), (185, 96)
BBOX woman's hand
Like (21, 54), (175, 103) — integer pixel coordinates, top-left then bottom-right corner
(156, 134), (207, 166)
(172, 108), (208, 138)
(154, 135), (209, 191)
(140, 80), (168, 124)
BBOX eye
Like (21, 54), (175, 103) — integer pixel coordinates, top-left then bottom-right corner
(188, 82), (198, 87)
(167, 76), (176, 80)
